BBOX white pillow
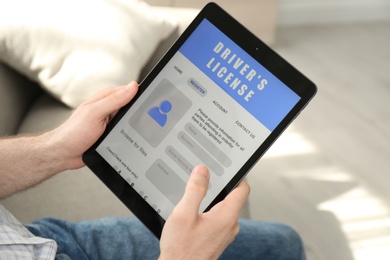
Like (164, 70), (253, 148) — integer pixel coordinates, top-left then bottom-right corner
(0, 0), (177, 107)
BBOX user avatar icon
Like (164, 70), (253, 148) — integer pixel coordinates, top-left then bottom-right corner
(147, 100), (172, 127)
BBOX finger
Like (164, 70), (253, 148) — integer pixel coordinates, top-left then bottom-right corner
(176, 165), (210, 216)
(83, 86), (122, 104)
(84, 81), (138, 105)
(217, 180), (250, 218)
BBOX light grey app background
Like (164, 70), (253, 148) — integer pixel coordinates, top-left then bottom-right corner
(129, 78), (192, 147)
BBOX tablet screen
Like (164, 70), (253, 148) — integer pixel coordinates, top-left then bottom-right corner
(95, 18), (301, 220)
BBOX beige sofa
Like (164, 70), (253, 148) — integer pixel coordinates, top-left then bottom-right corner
(0, 6), (209, 224)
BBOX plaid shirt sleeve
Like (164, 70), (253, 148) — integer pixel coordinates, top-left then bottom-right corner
(0, 205), (57, 260)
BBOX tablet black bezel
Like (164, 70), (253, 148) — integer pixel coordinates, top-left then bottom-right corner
(82, 2), (317, 239)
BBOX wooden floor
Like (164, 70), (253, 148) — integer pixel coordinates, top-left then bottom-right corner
(247, 21), (390, 260)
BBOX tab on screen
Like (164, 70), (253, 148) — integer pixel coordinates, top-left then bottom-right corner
(188, 78), (207, 97)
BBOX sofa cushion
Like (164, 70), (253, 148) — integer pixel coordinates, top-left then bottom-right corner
(139, 7), (200, 80)
(0, 0), (177, 108)
(16, 94), (73, 134)
(0, 63), (42, 135)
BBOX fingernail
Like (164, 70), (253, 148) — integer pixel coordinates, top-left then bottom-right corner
(123, 81), (137, 92)
(193, 165), (209, 178)
(127, 81), (137, 87)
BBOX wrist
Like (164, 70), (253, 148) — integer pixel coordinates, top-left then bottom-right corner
(38, 130), (70, 173)
(0, 132), (69, 198)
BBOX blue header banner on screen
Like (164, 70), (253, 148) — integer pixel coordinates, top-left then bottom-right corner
(179, 19), (300, 131)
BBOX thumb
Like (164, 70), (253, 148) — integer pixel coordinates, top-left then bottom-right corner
(176, 165), (210, 217)
(86, 81), (138, 119)
(100, 81), (138, 115)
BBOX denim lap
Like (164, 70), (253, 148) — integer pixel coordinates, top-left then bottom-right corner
(27, 217), (305, 260)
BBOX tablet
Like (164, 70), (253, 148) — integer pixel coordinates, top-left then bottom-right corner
(83, 2), (317, 238)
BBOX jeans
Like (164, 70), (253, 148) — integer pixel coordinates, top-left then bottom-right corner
(27, 217), (305, 260)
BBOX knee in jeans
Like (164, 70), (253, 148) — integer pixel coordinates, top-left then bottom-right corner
(273, 223), (306, 260)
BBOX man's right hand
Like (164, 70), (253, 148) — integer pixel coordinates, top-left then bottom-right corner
(159, 165), (250, 260)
